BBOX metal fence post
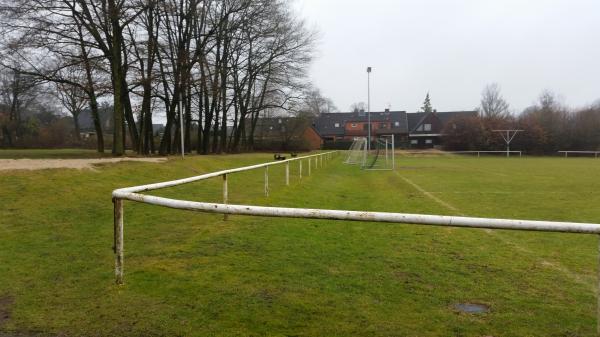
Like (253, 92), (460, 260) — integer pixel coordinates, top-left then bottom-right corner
(285, 162), (290, 186)
(299, 160), (302, 179)
(223, 174), (228, 221)
(114, 198), (124, 285)
(308, 158), (311, 176)
(264, 166), (269, 197)
(391, 134), (395, 170)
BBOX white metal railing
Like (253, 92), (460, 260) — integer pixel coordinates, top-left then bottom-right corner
(112, 150), (600, 334)
(112, 151), (337, 283)
(400, 150), (523, 157)
(559, 151), (600, 158)
(450, 150), (522, 157)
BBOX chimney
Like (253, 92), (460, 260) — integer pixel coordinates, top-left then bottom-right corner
(384, 108), (390, 112)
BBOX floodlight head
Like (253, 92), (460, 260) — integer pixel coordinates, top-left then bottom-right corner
(367, 67), (372, 73)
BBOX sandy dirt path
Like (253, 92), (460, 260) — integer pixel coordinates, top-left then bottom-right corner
(0, 157), (168, 171)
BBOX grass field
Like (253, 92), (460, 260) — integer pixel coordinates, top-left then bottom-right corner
(1, 152), (600, 336)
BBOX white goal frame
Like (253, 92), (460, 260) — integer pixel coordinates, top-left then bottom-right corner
(112, 151), (600, 334)
(362, 134), (395, 171)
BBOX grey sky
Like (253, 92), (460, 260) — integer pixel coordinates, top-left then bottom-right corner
(294, 0), (600, 113)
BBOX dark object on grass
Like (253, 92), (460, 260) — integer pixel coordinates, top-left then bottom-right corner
(274, 154), (286, 161)
(291, 153), (298, 158)
(453, 303), (489, 314)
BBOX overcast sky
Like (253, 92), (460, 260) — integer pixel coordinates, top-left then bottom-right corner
(294, 0), (600, 113)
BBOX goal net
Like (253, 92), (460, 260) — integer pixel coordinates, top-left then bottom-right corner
(362, 135), (395, 171)
(344, 137), (368, 165)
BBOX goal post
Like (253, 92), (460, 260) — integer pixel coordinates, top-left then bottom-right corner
(344, 137), (368, 165)
(362, 134), (395, 171)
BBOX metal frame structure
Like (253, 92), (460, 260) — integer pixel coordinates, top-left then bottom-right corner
(362, 134), (395, 170)
(493, 129), (523, 157)
(112, 151), (600, 334)
(451, 150), (522, 157)
(559, 151), (600, 158)
(344, 137), (368, 165)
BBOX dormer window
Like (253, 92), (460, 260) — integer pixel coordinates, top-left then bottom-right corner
(394, 121), (400, 127)
(278, 119), (282, 124)
(424, 123), (432, 131)
(334, 123), (340, 128)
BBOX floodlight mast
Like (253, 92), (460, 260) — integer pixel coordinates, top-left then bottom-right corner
(367, 67), (372, 151)
(493, 129), (523, 157)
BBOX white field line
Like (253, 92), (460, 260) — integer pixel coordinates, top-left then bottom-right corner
(396, 172), (596, 292)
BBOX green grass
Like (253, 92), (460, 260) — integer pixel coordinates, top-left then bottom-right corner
(1, 152), (600, 336)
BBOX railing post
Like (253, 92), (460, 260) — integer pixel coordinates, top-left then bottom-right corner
(308, 158), (311, 176)
(285, 162), (290, 186)
(223, 174), (228, 221)
(597, 234), (600, 336)
(114, 198), (124, 285)
(264, 166), (269, 197)
(299, 160), (302, 179)
(320, 154), (323, 167)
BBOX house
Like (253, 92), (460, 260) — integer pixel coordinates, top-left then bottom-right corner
(253, 116), (322, 151)
(407, 110), (477, 148)
(313, 109), (409, 144)
(314, 109), (476, 149)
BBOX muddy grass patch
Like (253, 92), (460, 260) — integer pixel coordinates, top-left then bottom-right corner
(452, 302), (490, 314)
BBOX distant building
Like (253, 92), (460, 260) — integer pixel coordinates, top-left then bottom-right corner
(313, 109), (408, 144)
(407, 110), (477, 148)
(252, 116), (322, 151)
(313, 109), (476, 149)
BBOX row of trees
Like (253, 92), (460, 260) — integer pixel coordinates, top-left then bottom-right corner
(0, 0), (323, 155)
(443, 84), (600, 154)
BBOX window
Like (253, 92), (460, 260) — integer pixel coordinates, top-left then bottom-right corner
(417, 125), (424, 131)
(351, 123), (357, 128)
(424, 124), (432, 131)
(278, 119), (282, 124)
(410, 139), (418, 145)
(269, 126), (273, 130)
(334, 123), (340, 128)
(394, 121), (400, 127)
(380, 123), (387, 129)
(425, 139), (433, 144)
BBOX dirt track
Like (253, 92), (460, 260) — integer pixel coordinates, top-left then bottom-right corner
(0, 157), (167, 171)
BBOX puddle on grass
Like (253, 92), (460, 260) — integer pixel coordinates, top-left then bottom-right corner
(453, 303), (490, 314)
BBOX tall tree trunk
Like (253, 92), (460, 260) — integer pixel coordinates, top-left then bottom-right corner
(109, 0), (124, 155)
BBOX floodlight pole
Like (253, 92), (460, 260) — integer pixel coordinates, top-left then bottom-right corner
(493, 130), (523, 157)
(367, 67), (372, 151)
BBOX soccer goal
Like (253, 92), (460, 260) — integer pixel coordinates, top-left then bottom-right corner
(344, 137), (368, 165)
(363, 135), (395, 170)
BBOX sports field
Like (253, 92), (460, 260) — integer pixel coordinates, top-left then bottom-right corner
(1, 151), (599, 336)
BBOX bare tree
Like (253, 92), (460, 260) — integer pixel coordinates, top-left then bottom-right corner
(479, 83), (510, 119)
(350, 102), (367, 113)
(55, 79), (88, 141)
